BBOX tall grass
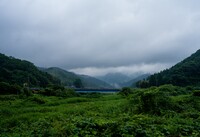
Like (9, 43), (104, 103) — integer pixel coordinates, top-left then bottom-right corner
(1, 86), (200, 136)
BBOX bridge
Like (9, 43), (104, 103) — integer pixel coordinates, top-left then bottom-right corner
(74, 88), (121, 92)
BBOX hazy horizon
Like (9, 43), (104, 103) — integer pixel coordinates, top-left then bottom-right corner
(1, 0), (200, 76)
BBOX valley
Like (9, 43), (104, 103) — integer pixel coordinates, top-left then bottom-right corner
(0, 49), (200, 136)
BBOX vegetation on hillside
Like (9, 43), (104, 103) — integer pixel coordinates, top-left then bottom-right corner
(79, 74), (113, 89)
(1, 50), (200, 136)
(0, 53), (60, 88)
(41, 67), (80, 87)
(137, 49), (200, 88)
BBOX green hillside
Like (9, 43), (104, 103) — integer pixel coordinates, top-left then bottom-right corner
(137, 49), (200, 87)
(42, 67), (79, 86)
(79, 75), (113, 89)
(0, 53), (60, 87)
(43, 67), (113, 88)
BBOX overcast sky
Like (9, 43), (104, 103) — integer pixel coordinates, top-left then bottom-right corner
(0, 0), (200, 76)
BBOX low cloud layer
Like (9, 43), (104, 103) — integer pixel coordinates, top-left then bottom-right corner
(0, 0), (200, 76)
(70, 63), (172, 76)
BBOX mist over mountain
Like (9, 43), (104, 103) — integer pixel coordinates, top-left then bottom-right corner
(96, 73), (131, 88)
(120, 74), (150, 87)
(42, 67), (112, 89)
(96, 72), (149, 88)
(79, 75), (113, 89)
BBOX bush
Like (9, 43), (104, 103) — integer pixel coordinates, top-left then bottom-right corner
(63, 88), (78, 97)
(119, 87), (132, 96)
(129, 88), (173, 115)
(0, 82), (21, 95)
(39, 87), (78, 97)
(29, 96), (47, 104)
(39, 88), (56, 96)
(193, 90), (200, 96)
(48, 84), (65, 91)
(158, 84), (187, 96)
(141, 90), (171, 114)
(0, 95), (18, 101)
(85, 92), (102, 98)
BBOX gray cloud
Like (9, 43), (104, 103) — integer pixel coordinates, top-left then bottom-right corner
(0, 0), (200, 76)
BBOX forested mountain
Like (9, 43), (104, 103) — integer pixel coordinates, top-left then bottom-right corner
(41, 67), (79, 86)
(42, 67), (113, 88)
(137, 49), (200, 87)
(0, 53), (60, 87)
(79, 75), (113, 89)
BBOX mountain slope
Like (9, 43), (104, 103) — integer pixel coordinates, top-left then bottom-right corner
(79, 75), (113, 89)
(137, 49), (200, 87)
(42, 67), (79, 86)
(0, 53), (60, 87)
(43, 67), (113, 88)
(120, 74), (150, 87)
(97, 73), (132, 88)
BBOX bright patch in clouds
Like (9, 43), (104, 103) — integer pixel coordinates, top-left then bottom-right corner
(70, 63), (172, 76)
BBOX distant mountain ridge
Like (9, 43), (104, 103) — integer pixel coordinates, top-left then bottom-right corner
(79, 74), (113, 89)
(42, 67), (113, 89)
(137, 49), (200, 87)
(97, 73), (150, 88)
(97, 73), (132, 88)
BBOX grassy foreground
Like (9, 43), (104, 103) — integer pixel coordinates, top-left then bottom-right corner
(0, 86), (200, 136)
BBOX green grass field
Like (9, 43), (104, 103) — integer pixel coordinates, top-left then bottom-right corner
(1, 86), (200, 136)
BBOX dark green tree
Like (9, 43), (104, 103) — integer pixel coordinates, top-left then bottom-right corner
(73, 79), (83, 88)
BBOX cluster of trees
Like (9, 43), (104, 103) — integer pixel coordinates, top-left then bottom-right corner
(137, 49), (200, 88)
(0, 81), (78, 99)
(121, 84), (199, 114)
(0, 82), (21, 94)
(0, 53), (60, 88)
(39, 85), (78, 97)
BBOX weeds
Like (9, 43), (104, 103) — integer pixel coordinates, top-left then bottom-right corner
(1, 85), (200, 136)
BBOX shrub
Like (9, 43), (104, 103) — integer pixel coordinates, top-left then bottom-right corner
(119, 87), (132, 96)
(39, 87), (78, 97)
(65, 88), (78, 97)
(0, 82), (21, 95)
(29, 96), (46, 104)
(158, 84), (188, 95)
(0, 95), (18, 101)
(130, 88), (173, 115)
(193, 90), (200, 96)
(40, 88), (56, 96)
(48, 84), (65, 91)
(85, 92), (102, 98)
(140, 90), (163, 114)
